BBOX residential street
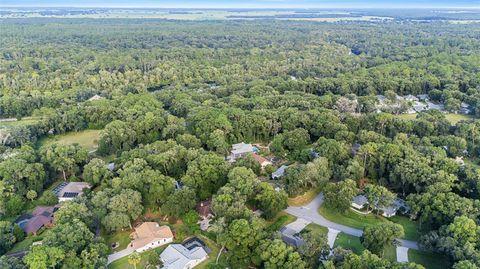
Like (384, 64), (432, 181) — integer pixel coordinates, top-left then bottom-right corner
(284, 193), (419, 250)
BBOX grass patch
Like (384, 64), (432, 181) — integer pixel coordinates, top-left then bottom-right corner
(408, 249), (451, 269)
(0, 118), (40, 128)
(389, 215), (422, 241)
(333, 232), (365, 255)
(396, 113), (473, 124)
(38, 129), (101, 151)
(383, 245), (397, 262)
(266, 212), (297, 232)
(108, 245), (167, 269)
(104, 230), (133, 254)
(319, 206), (421, 240)
(333, 233), (396, 261)
(8, 234), (44, 253)
(319, 205), (389, 230)
(195, 235), (221, 269)
(303, 223), (328, 236)
(288, 188), (321, 206)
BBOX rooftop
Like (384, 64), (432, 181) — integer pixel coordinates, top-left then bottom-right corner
(231, 142), (254, 155)
(130, 222), (173, 250)
(160, 243), (208, 269)
(352, 195), (368, 206)
(56, 182), (91, 199)
(272, 165), (288, 178)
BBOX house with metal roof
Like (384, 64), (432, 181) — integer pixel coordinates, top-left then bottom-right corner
(227, 142), (255, 161)
(17, 206), (59, 235)
(272, 165), (288, 180)
(351, 195), (368, 210)
(55, 182), (91, 202)
(160, 239), (209, 269)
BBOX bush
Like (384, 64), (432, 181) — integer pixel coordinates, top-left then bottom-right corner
(38, 190), (58, 206)
(5, 195), (25, 217)
(13, 224), (25, 242)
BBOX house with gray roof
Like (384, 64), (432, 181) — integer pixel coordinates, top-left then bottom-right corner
(351, 195), (368, 210)
(379, 198), (410, 218)
(280, 218), (310, 248)
(54, 182), (91, 202)
(160, 241), (208, 269)
(272, 165), (288, 180)
(227, 142), (255, 161)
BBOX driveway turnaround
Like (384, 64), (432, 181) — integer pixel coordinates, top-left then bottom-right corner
(107, 246), (134, 264)
(285, 193), (419, 250)
(327, 228), (340, 248)
(396, 246), (409, 262)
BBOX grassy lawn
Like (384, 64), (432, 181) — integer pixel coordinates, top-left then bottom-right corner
(7, 234), (44, 253)
(389, 216), (422, 241)
(408, 249), (451, 269)
(303, 223), (328, 236)
(319, 206), (421, 240)
(333, 232), (365, 255)
(104, 230), (133, 254)
(319, 205), (389, 230)
(396, 113), (473, 124)
(288, 188), (321, 206)
(383, 245), (397, 262)
(333, 233), (396, 262)
(266, 212), (297, 232)
(108, 246), (167, 269)
(38, 129), (101, 151)
(195, 235), (221, 269)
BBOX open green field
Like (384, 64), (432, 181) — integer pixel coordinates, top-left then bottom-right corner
(0, 118), (40, 128)
(408, 249), (451, 269)
(38, 129), (101, 151)
(396, 113), (474, 124)
(318, 206), (421, 241)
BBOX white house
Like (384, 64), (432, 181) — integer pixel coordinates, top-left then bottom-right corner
(160, 243), (208, 269)
(380, 198), (410, 218)
(130, 222), (173, 253)
(351, 195), (368, 210)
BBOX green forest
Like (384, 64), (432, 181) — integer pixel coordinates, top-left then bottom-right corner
(1, 13), (480, 269)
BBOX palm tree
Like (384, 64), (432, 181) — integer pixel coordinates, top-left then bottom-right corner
(128, 252), (141, 269)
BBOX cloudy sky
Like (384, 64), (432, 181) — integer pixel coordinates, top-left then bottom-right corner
(1, 0), (479, 8)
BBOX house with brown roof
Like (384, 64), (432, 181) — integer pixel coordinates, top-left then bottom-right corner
(17, 206), (59, 235)
(196, 200), (213, 231)
(251, 153), (272, 168)
(130, 222), (174, 253)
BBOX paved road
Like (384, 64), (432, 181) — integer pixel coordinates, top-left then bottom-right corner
(285, 193), (419, 250)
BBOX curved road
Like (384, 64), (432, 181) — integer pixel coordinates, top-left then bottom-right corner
(285, 193), (419, 250)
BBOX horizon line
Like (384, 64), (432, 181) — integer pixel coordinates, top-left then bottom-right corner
(1, 5), (480, 9)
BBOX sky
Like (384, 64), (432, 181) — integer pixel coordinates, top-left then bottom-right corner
(1, 0), (480, 8)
